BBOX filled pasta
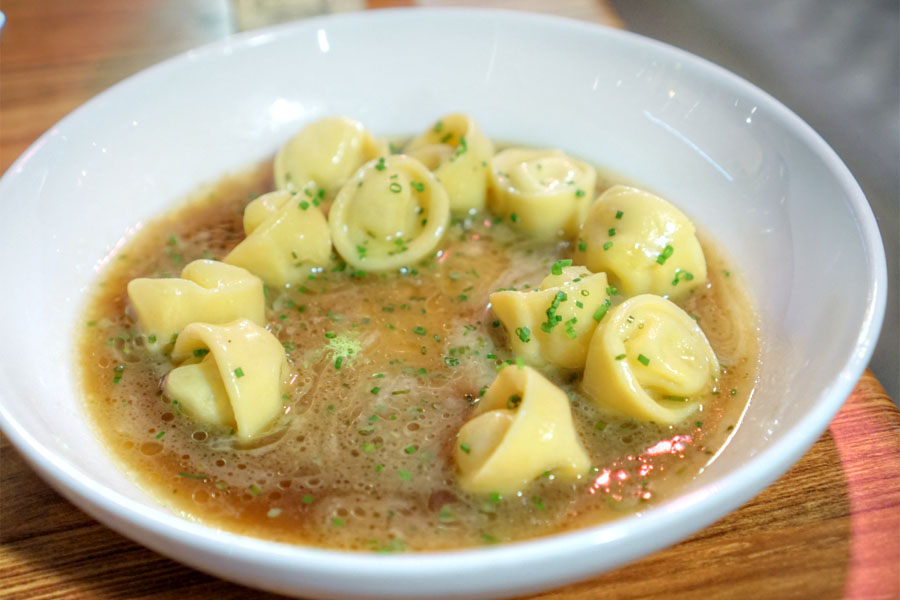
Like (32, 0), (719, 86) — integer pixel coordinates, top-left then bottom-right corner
(224, 189), (331, 288)
(455, 365), (590, 494)
(274, 116), (383, 202)
(490, 265), (610, 369)
(328, 155), (450, 272)
(488, 148), (596, 239)
(582, 294), (719, 424)
(404, 113), (494, 214)
(165, 319), (291, 441)
(127, 260), (265, 346)
(577, 185), (707, 302)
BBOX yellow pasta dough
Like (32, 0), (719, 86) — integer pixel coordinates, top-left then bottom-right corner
(165, 319), (291, 441)
(328, 155), (450, 272)
(582, 294), (719, 424)
(455, 365), (590, 494)
(274, 116), (383, 201)
(224, 189), (331, 288)
(488, 148), (596, 239)
(576, 185), (707, 302)
(490, 265), (610, 370)
(127, 260), (265, 346)
(404, 113), (494, 214)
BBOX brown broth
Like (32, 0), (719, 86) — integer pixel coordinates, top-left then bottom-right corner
(78, 159), (759, 552)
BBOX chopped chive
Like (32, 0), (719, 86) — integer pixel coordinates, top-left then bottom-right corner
(603, 241), (614, 251)
(606, 286), (619, 296)
(398, 469), (412, 481)
(531, 496), (546, 510)
(404, 445), (417, 454)
(575, 189), (586, 198)
(608, 228), (616, 237)
(410, 181), (425, 192)
(510, 213), (519, 223)
(178, 472), (206, 480)
(335, 356), (343, 369)
(637, 354), (650, 366)
(332, 517), (345, 527)
(672, 269), (695, 285)
(551, 259), (572, 275)
(656, 244), (674, 265)
(148, 334), (157, 344)
(374, 157), (386, 171)
(515, 326), (531, 343)
(594, 421), (608, 431)
(615, 210), (624, 219)
(593, 299), (611, 322)
(460, 443), (471, 454)
(413, 326), (427, 336)
(578, 239), (587, 252)
(389, 182), (402, 193)
(615, 354), (626, 360)
(506, 394), (522, 409)
(249, 484), (261, 495)
(234, 367), (245, 378)
(302, 495), (315, 504)
(298, 200), (310, 210)
(325, 331), (337, 339)
(489, 492), (502, 504)
(695, 421), (703, 428)
(155, 431), (165, 439)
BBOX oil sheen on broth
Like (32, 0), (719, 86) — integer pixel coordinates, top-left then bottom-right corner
(79, 159), (759, 552)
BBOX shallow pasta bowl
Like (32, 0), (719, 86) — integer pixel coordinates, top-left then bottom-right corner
(0, 8), (887, 600)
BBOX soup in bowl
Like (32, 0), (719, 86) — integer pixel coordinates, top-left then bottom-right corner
(0, 9), (886, 600)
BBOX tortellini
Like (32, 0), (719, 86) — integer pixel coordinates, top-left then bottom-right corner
(274, 116), (383, 200)
(455, 365), (590, 494)
(329, 155), (450, 272)
(224, 189), (331, 288)
(577, 185), (707, 302)
(488, 148), (596, 239)
(165, 319), (291, 440)
(404, 113), (494, 214)
(127, 260), (265, 346)
(490, 266), (610, 370)
(582, 294), (719, 424)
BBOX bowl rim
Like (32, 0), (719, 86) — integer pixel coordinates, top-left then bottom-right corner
(0, 5), (888, 593)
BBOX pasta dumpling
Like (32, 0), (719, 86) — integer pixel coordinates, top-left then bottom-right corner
(404, 113), (494, 214)
(165, 319), (291, 440)
(224, 190), (331, 288)
(329, 155), (450, 272)
(274, 116), (383, 201)
(582, 294), (719, 424)
(576, 185), (707, 302)
(488, 148), (596, 239)
(127, 260), (265, 346)
(455, 365), (590, 494)
(490, 266), (610, 369)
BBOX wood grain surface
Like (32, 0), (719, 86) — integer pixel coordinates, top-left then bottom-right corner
(1, 1), (898, 599)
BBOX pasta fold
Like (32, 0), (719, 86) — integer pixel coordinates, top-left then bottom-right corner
(166, 319), (291, 440)
(329, 155), (450, 272)
(582, 294), (719, 424)
(577, 185), (707, 302)
(455, 365), (590, 494)
(127, 260), (265, 346)
(404, 113), (494, 214)
(490, 266), (610, 369)
(274, 116), (383, 202)
(488, 148), (596, 239)
(224, 190), (331, 288)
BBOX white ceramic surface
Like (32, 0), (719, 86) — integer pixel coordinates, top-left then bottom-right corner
(0, 9), (886, 600)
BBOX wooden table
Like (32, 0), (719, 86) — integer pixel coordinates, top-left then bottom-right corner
(1, 1), (898, 598)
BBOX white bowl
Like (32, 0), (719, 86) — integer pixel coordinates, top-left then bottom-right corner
(0, 9), (886, 600)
